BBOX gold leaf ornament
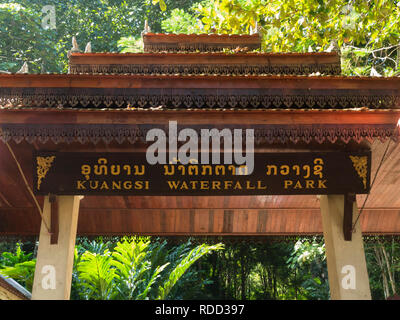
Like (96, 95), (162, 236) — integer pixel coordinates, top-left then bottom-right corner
(349, 155), (368, 189)
(36, 156), (56, 190)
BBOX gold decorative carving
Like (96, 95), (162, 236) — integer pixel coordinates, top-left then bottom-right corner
(36, 156), (56, 190)
(69, 63), (341, 76)
(349, 155), (368, 189)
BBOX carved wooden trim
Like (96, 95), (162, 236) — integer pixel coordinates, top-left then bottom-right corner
(1, 87), (398, 109)
(142, 33), (261, 52)
(69, 63), (341, 76)
(0, 124), (397, 145)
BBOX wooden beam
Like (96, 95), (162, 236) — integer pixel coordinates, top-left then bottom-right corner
(1, 73), (400, 90)
(320, 195), (371, 300)
(49, 195), (59, 245)
(69, 51), (340, 65)
(343, 194), (355, 241)
(1, 108), (399, 126)
(31, 195), (81, 300)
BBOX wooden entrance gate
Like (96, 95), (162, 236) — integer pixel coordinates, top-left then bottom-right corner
(1, 32), (400, 300)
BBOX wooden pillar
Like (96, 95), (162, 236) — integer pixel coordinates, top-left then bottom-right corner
(320, 195), (371, 300)
(31, 195), (81, 300)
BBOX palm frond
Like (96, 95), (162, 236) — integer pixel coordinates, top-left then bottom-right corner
(77, 251), (116, 300)
(157, 243), (224, 300)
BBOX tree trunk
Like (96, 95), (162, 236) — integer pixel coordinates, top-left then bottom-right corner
(268, 266), (273, 298)
(272, 266), (277, 299)
(374, 245), (390, 299)
(260, 265), (269, 298)
(294, 268), (297, 300)
(380, 243), (396, 295)
(240, 248), (246, 300)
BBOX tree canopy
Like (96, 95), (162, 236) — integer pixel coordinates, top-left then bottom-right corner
(0, 0), (194, 73)
(2, 0), (400, 75)
(184, 0), (400, 76)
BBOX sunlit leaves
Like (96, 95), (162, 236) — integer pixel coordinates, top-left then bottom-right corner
(194, 0), (400, 50)
(75, 237), (222, 300)
(192, 0), (400, 75)
(161, 8), (199, 34)
(77, 251), (116, 300)
(157, 243), (223, 299)
(118, 36), (144, 53)
(152, 0), (167, 12)
(0, 242), (36, 291)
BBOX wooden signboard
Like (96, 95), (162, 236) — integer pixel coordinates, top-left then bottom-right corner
(34, 151), (371, 196)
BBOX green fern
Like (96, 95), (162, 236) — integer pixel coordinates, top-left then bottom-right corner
(77, 250), (116, 300)
(157, 243), (224, 300)
(75, 237), (223, 300)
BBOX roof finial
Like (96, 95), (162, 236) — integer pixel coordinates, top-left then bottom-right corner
(16, 62), (29, 74)
(250, 21), (259, 35)
(71, 36), (80, 52)
(67, 36), (81, 58)
(250, 21), (260, 35)
(325, 40), (339, 53)
(143, 20), (151, 34)
(84, 42), (92, 53)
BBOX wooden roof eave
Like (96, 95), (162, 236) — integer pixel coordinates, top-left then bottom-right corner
(1, 74), (399, 145)
(0, 108), (399, 146)
(142, 32), (261, 52)
(0, 74), (400, 111)
(1, 73), (400, 89)
(68, 51), (341, 76)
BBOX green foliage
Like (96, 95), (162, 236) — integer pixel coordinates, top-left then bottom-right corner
(194, 0), (400, 49)
(2, 0), (400, 76)
(0, 243), (36, 291)
(197, 239), (330, 300)
(77, 237), (115, 254)
(288, 238), (325, 267)
(118, 36), (144, 53)
(1, 237), (399, 300)
(192, 0), (400, 76)
(364, 239), (400, 299)
(152, 0), (167, 12)
(287, 238), (329, 300)
(76, 250), (117, 299)
(74, 237), (223, 300)
(0, 2), (54, 72)
(0, 242), (32, 267)
(161, 8), (199, 34)
(0, 0), (197, 73)
(0, 260), (36, 292)
(0, 237), (222, 300)
(157, 242), (223, 299)
(200, 241), (298, 300)
(110, 238), (168, 300)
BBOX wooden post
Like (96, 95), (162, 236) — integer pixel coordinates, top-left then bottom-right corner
(31, 195), (81, 300)
(320, 195), (371, 300)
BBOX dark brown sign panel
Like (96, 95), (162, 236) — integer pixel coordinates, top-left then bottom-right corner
(34, 152), (371, 196)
